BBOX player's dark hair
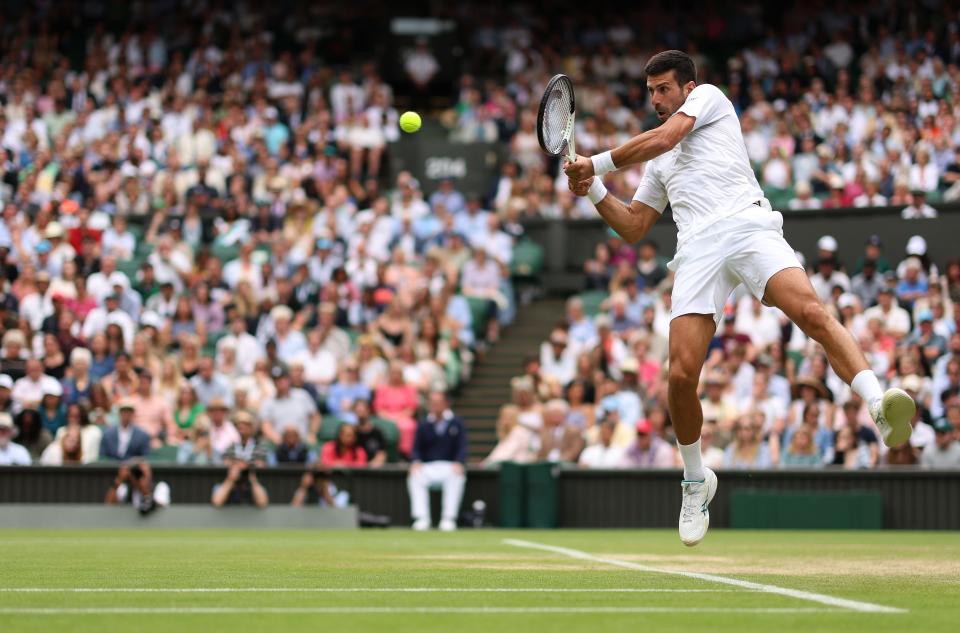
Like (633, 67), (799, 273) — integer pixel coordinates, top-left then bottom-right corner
(644, 50), (697, 86)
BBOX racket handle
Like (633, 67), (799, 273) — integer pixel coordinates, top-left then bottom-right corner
(566, 133), (577, 163)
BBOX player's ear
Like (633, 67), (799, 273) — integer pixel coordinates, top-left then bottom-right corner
(683, 81), (696, 98)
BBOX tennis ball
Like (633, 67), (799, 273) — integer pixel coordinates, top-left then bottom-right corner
(399, 111), (422, 133)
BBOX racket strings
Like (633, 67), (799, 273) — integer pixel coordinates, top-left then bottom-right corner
(542, 82), (573, 154)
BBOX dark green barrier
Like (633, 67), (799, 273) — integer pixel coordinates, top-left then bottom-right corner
(730, 490), (883, 529)
(497, 462), (559, 528)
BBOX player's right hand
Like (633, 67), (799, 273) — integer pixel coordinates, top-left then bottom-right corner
(568, 175), (594, 197)
(564, 155), (594, 182)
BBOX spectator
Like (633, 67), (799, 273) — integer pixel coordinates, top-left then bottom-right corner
(99, 400), (151, 461)
(0, 412), (31, 465)
(37, 383), (67, 436)
(326, 359), (372, 420)
(788, 181), (822, 210)
(407, 391), (467, 531)
(129, 370), (176, 448)
(851, 259), (884, 309)
(205, 397), (241, 459)
(258, 367), (320, 446)
(105, 460), (171, 515)
(213, 411), (269, 508)
(723, 415), (773, 469)
(12, 358), (60, 411)
(50, 404), (101, 464)
(39, 425), (84, 466)
(921, 418), (960, 468)
(354, 399), (388, 466)
(275, 427), (314, 465)
(189, 356), (234, 408)
(621, 419), (675, 468)
(578, 418), (627, 468)
(536, 399), (585, 463)
(863, 288), (911, 339)
(14, 409), (51, 460)
(901, 190), (938, 219)
(373, 363), (419, 458)
(540, 329), (577, 387)
(320, 423), (368, 467)
(780, 426), (821, 468)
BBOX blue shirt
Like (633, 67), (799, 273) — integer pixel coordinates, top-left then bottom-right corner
(412, 412), (468, 463)
(326, 382), (372, 418)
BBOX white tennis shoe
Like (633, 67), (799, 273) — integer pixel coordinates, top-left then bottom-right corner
(438, 519), (457, 532)
(679, 467), (717, 547)
(412, 518), (431, 531)
(869, 388), (916, 448)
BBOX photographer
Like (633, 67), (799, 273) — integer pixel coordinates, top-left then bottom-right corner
(211, 411), (269, 508)
(104, 459), (171, 515)
(291, 464), (350, 508)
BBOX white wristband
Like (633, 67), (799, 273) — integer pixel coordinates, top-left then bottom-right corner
(591, 151), (616, 177)
(587, 178), (608, 204)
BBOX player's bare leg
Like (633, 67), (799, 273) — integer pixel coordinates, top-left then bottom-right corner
(763, 267), (915, 446)
(668, 314), (719, 546)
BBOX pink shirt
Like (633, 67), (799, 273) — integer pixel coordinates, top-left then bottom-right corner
(210, 421), (241, 456)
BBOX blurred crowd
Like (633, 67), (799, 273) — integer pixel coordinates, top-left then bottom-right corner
(445, 1), (960, 219)
(0, 2), (517, 468)
(486, 230), (960, 469)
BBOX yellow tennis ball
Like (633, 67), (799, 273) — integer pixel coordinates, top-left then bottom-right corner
(399, 111), (422, 133)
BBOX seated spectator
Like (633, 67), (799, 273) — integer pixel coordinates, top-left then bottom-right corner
(540, 329), (577, 387)
(0, 330), (29, 382)
(788, 181), (822, 210)
(204, 398), (241, 459)
(373, 363), (418, 458)
(61, 347), (94, 407)
(100, 400), (151, 461)
(258, 367), (320, 445)
(105, 460), (170, 515)
(12, 358), (61, 411)
(354, 399), (388, 466)
(536, 399), (585, 463)
(830, 425), (873, 469)
(189, 356), (234, 407)
(901, 189), (938, 219)
(130, 369), (177, 448)
(483, 405), (537, 465)
(723, 416), (773, 469)
(697, 423), (725, 471)
(853, 179), (887, 208)
(578, 418), (627, 468)
(177, 423), (216, 466)
(172, 385), (205, 441)
(921, 418), (960, 468)
(780, 426), (821, 468)
(38, 383), (67, 436)
(40, 426), (85, 466)
(407, 391), (467, 531)
(326, 360), (372, 420)
(621, 419), (675, 468)
(275, 426), (314, 465)
(213, 412), (269, 508)
(863, 288), (911, 339)
(0, 412), (31, 465)
(320, 423), (368, 467)
(51, 404), (101, 463)
(14, 409), (51, 460)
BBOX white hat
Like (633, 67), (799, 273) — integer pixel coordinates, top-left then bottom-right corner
(906, 235), (927, 256)
(109, 272), (130, 288)
(270, 305), (294, 322)
(42, 381), (63, 397)
(817, 235), (838, 252)
(620, 357), (640, 374)
(0, 374), (12, 390)
(140, 311), (165, 330)
(0, 412), (13, 429)
(837, 293), (857, 310)
(44, 222), (65, 239)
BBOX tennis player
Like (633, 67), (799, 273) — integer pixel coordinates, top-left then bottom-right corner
(564, 50), (914, 546)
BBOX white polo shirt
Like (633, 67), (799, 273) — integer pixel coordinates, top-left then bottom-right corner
(633, 84), (765, 246)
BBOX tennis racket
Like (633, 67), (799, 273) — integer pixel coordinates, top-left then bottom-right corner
(537, 73), (577, 163)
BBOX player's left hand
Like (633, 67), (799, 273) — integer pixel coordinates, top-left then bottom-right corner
(568, 175), (594, 197)
(563, 155), (594, 182)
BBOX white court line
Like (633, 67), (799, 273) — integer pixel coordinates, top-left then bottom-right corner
(0, 607), (844, 615)
(504, 539), (906, 615)
(0, 587), (736, 594)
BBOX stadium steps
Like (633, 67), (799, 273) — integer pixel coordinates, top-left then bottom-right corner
(454, 298), (565, 461)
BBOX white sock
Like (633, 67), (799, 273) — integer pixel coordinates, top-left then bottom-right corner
(677, 438), (705, 482)
(851, 369), (884, 405)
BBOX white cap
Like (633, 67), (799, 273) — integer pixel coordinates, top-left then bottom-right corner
(109, 272), (130, 288)
(906, 235), (927, 256)
(43, 381), (63, 397)
(0, 374), (12, 390)
(837, 293), (857, 310)
(817, 235), (838, 252)
(140, 311), (165, 330)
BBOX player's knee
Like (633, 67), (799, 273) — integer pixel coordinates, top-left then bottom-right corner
(668, 362), (699, 393)
(800, 302), (831, 338)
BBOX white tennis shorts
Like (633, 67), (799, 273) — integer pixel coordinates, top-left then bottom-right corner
(667, 205), (802, 327)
